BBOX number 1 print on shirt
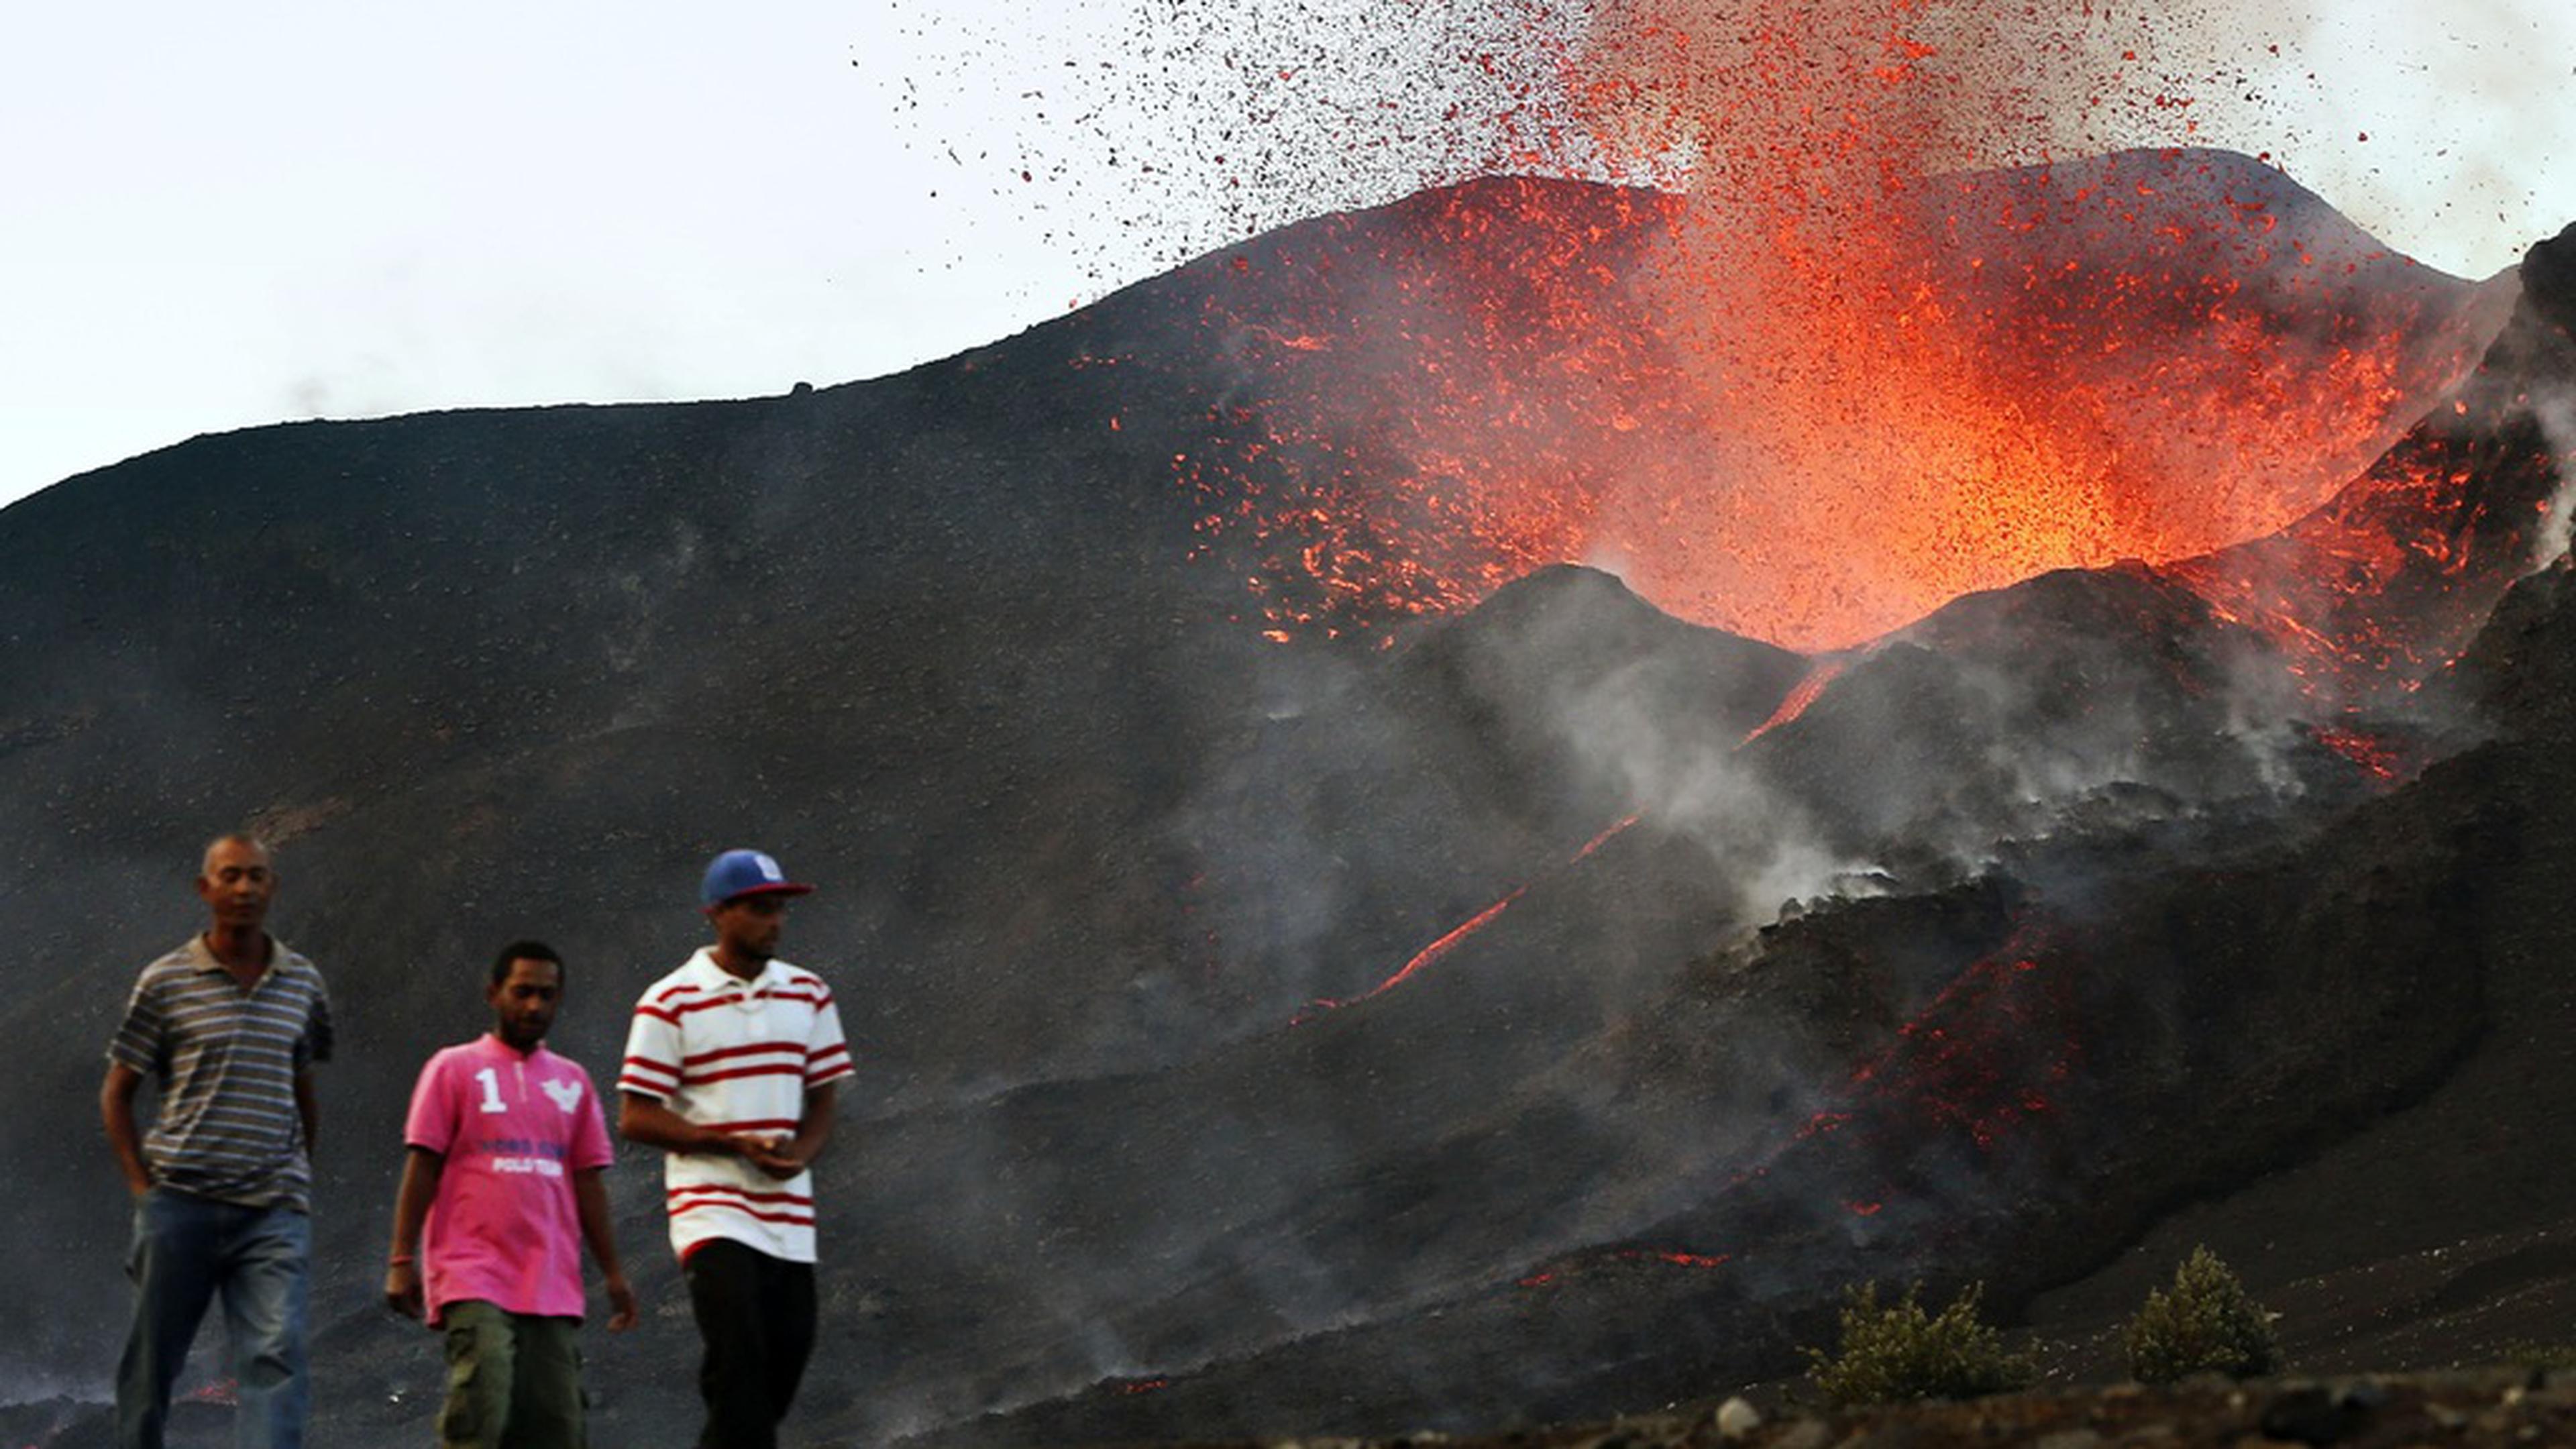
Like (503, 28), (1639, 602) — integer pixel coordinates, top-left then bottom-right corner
(474, 1066), (507, 1114)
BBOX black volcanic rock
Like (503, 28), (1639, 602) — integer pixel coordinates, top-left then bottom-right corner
(1746, 563), (2297, 857)
(2519, 220), (2576, 340)
(0, 157), (2553, 1449)
(926, 727), (2508, 1446)
(2452, 556), (2576, 732)
(0, 380), (1802, 1427)
(898, 231), (2576, 1444)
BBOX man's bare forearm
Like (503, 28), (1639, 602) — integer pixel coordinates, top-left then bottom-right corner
(574, 1167), (641, 1331)
(572, 1167), (625, 1279)
(789, 1083), (837, 1166)
(100, 1063), (152, 1195)
(295, 1070), (319, 1156)
(387, 1147), (443, 1259)
(617, 1093), (746, 1157)
(383, 1146), (444, 1321)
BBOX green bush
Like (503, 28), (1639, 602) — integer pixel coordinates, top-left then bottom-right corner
(2122, 1246), (2282, 1383)
(1803, 1281), (2037, 1407)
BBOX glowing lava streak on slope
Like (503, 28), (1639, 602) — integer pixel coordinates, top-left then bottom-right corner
(1175, 0), (2502, 651)
(1739, 659), (1850, 745)
(1299, 814), (1640, 1018)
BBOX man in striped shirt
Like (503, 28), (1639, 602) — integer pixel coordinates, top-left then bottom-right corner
(100, 833), (334, 1449)
(618, 849), (854, 1449)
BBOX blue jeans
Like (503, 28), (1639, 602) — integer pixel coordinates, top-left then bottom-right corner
(117, 1187), (313, 1449)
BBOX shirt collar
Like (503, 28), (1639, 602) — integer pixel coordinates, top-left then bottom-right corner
(184, 932), (281, 977)
(688, 947), (780, 994)
(478, 1032), (550, 1063)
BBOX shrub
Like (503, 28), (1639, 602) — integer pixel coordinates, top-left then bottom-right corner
(2123, 1246), (2283, 1384)
(1803, 1281), (2037, 1407)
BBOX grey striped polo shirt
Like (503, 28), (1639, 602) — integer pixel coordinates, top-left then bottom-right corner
(109, 935), (334, 1211)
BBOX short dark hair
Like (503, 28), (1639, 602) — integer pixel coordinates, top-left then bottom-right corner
(490, 939), (564, 987)
(199, 832), (272, 877)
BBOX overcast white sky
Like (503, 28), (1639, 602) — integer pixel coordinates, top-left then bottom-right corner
(3, 0), (2571, 510)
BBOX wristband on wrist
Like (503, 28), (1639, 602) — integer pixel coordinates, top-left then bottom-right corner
(387, 1252), (416, 1268)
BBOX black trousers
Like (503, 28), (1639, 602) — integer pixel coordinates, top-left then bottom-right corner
(682, 1240), (817, 1449)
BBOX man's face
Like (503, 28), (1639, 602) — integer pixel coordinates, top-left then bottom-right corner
(195, 839), (274, 932)
(487, 957), (563, 1051)
(708, 893), (790, 963)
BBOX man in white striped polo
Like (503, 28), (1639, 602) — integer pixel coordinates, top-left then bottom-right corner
(617, 849), (854, 1449)
(100, 833), (334, 1449)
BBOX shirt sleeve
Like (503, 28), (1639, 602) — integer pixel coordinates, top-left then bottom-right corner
(569, 1065), (616, 1171)
(297, 974), (335, 1071)
(403, 1053), (459, 1155)
(804, 988), (855, 1089)
(107, 971), (166, 1074)
(618, 996), (684, 1102)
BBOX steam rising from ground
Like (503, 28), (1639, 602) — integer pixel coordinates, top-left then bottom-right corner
(1547, 644), (1854, 920)
(2534, 381), (2576, 568)
(11, 19), (2567, 1440)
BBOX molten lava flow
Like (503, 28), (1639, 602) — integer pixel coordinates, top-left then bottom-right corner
(2310, 726), (2403, 782)
(1835, 940), (2081, 1157)
(1711, 927), (2082, 1203)
(2155, 359), (2569, 706)
(1301, 814), (1640, 1016)
(1503, 930), (2083, 1294)
(1740, 658), (1850, 745)
(1358, 888), (1528, 1002)
(1514, 1247), (1732, 1291)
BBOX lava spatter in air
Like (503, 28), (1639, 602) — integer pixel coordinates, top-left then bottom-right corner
(1141, 0), (2506, 651)
(2152, 266), (2576, 709)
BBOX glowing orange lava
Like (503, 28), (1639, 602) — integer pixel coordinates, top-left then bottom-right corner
(1741, 659), (1849, 745)
(1298, 814), (1640, 1017)
(1170, 0), (2505, 651)
(2155, 370), (2565, 706)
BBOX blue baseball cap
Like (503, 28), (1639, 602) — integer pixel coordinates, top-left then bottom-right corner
(701, 849), (814, 907)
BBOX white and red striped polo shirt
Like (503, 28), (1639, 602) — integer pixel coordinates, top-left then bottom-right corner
(618, 949), (855, 1263)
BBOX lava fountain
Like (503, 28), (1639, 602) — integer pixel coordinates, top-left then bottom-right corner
(1171, 0), (2511, 651)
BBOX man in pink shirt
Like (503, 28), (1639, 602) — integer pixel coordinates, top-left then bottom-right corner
(386, 941), (639, 1448)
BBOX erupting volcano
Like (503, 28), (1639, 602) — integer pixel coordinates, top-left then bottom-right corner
(5, 18), (2575, 1442)
(1176, 150), (2508, 651)
(1148, 0), (2521, 652)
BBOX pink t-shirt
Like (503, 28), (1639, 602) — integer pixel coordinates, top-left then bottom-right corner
(404, 1035), (615, 1325)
